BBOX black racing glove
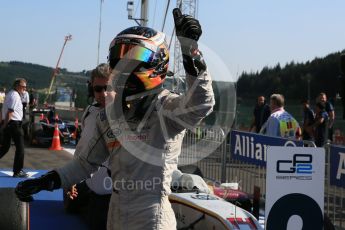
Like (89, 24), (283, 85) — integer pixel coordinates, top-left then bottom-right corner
(15, 170), (61, 202)
(173, 8), (206, 76)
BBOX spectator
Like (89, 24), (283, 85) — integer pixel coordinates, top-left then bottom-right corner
(250, 95), (270, 133)
(0, 78), (28, 177)
(260, 94), (301, 139)
(318, 92), (335, 141)
(313, 102), (329, 147)
(301, 99), (315, 141)
(0, 87), (4, 144)
(340, 52), (345, 119)
(47, 106), (56, 123)
(21, 88), (30, 120)
(29, 88), (37, 110)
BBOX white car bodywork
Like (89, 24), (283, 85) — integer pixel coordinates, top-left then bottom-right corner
(169, 171), (263, 230)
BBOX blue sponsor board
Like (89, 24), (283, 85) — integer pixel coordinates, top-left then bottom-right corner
(0, 169), (87, 229)
(330, 145), (345, 188)
(230, 130), (303, 167)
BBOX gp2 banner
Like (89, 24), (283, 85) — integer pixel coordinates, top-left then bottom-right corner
(230, 130), (303, 167)
(330, 145), (345, 188)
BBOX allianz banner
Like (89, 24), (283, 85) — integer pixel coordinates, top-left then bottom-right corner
(230, 130), (303, 167)
(330, 145), (345, 188)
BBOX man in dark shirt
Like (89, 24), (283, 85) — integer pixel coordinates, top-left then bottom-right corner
(340, 52), (345, 119)
(250, 96), (270, 133)
(301, 99), (315, 141)
(313, 102), (329, 147)
(318, 92), (335, 141)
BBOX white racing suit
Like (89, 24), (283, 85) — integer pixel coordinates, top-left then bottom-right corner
(77, 103), (112, 195)
(56, 69), (214, 229)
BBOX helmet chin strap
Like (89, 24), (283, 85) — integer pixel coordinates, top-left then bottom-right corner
(125, 87), (163, 102)
(127, 90), (162, 133)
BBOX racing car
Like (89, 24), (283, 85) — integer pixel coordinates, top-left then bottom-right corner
(178, 165), (253, 213)
(211, 182), (253, 213)
(170, 170), (263, 229)
(25, 108), (73, 146)
(0, 169), (263, 230)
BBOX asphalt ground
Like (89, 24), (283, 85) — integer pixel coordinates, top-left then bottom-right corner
(0, 143), (73, 171)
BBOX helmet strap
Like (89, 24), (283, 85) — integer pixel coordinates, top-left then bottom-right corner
(125, 87), (163, 102)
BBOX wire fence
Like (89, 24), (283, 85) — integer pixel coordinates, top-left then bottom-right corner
(178, 127), (345, 228)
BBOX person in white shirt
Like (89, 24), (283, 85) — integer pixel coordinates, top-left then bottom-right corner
(0, 88), (5, 109)
(21, 89), (30, 120)
(0, 78), (28, 177)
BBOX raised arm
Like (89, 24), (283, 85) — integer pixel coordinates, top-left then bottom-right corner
(160, 9), (215, 130)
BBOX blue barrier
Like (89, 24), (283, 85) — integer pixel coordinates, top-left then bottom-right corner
(230, 130), (303, 166)
(0, 169), (87, 230)
(330, 145), (345, 188)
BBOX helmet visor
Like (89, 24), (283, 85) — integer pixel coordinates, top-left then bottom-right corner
(110, 43), (155, 64)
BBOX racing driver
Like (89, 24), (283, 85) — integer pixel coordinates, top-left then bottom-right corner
(15, 8), (215, 230)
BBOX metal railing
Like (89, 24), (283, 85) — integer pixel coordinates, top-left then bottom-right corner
(178, 128), (345, 227)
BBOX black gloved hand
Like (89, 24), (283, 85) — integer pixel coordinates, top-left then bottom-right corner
(15, 170), (61, 202)
(173, 8), (202, 44)
(173, 8), (206, 76)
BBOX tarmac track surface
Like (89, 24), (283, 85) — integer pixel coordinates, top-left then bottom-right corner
(0, 143), (73, 170)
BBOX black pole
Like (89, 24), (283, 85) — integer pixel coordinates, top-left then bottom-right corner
(340, 53), (345, 119)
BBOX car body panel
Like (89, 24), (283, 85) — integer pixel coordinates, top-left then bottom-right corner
(170, 192), (262, 230)
(0, 168), (262, 230)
